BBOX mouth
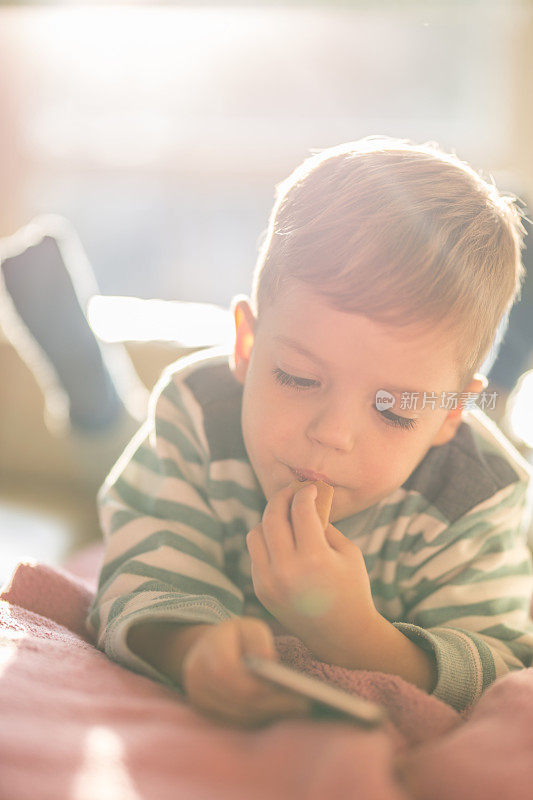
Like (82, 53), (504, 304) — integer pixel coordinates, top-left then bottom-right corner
(289, 466), (336, 487)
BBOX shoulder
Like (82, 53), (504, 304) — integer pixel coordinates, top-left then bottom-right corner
(155, 344), (236, 388)
(401, 406), (532, 525)
(152, 345), (247, 461)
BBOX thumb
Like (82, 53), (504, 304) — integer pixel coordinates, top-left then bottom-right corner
(237, 617), (278, 661)
(324, 524), (349, 551)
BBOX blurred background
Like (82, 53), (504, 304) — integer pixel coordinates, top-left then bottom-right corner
(1, 0), (532, 584)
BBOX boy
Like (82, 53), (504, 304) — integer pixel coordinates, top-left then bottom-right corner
(87, 136), (533, 727)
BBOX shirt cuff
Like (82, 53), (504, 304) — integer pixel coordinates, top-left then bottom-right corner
(102, 595), (234, 693)
(392, 622), (497, 712)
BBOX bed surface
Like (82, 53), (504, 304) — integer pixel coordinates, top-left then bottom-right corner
(1, 552), (533, 800)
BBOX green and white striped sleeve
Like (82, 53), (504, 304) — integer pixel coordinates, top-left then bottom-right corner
(394, 479), (533, 712)
(86, 366), (244, 688)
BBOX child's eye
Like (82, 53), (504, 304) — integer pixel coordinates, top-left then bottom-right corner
(273, 368), (417, 430)
(376, 407), (418, 431)
(272, 367), (318, 391)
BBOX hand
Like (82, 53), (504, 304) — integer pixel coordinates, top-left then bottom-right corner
(180, 616), (311, 728)
(246, 483), (379, 666)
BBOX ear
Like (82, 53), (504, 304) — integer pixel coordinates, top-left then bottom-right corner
(431, 373), (488, 447)
(229, 295), (256, 385)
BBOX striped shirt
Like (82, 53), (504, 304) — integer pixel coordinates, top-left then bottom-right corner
(86, 345), (533, 712)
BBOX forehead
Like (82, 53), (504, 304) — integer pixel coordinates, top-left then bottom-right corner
(258, 283), (462, 397)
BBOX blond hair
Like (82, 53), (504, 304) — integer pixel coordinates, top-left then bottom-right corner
(251, 136), (527, 391)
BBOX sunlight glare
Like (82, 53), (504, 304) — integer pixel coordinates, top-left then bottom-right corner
(73, 726), (141, 800)
(507, 370), (533, 449)
(87, 295), (233, 347)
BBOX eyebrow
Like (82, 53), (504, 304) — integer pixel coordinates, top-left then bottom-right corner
(273, 334), (428, 399)
(274, 334), (328, 366)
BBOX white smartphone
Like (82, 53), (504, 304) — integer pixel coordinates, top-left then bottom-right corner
(243, 655), (387, 728)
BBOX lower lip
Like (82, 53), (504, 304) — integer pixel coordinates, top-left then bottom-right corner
(289, 466), (335, 487)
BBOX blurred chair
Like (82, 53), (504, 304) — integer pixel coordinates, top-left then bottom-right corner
(0, 218), (180, 583)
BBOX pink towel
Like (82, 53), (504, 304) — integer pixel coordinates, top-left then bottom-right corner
(1, 556), (533, 800)
(275, 636), (461, 747)
(2, 556), (461, 749)
(62, 544), (461, 745)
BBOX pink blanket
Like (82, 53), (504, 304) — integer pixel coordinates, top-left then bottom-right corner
(1, 552), (532, 800)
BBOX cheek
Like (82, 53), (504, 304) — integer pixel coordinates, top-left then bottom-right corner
(241, 376), (276, 452)
(357, 433), (419, 483)
(242, 378), (301, 453)
(371, 437), (429, 487)
(245, 391), (294, 445)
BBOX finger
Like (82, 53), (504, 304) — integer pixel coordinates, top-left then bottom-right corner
(235, 623), (313, 719)
(261, 483), (298, 558)
(202, 665), (311, 723)
(226, 619), (280, 698)
(205, 680), (311, 724)
(290, 482), (327, 552)
(197, 691), (311, 729)
(324, 523), (349, 552)
(188, 622), (273, 710)
(187, 625), (311, 725)
(203, 655), (313, 722)
(237, 616), (276, 655)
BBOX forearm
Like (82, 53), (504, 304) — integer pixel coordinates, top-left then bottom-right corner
(310, 612), (438, 694)
(359, 614), (437, 693)
(127, 621), (211, 688)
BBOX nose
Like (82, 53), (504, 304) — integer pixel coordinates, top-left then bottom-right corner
(305, 392), (356, 453)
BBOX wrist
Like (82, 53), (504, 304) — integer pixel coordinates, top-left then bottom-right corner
(127, 621), (211, 687)
(303, 607), (383, 669)
(308, 612), (437, 694)
(363, 613), (438, 693)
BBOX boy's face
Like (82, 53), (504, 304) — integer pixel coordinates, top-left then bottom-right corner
(231, 282), (484, 522)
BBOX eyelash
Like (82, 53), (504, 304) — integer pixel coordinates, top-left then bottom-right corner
(271, 367), (418, 431)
